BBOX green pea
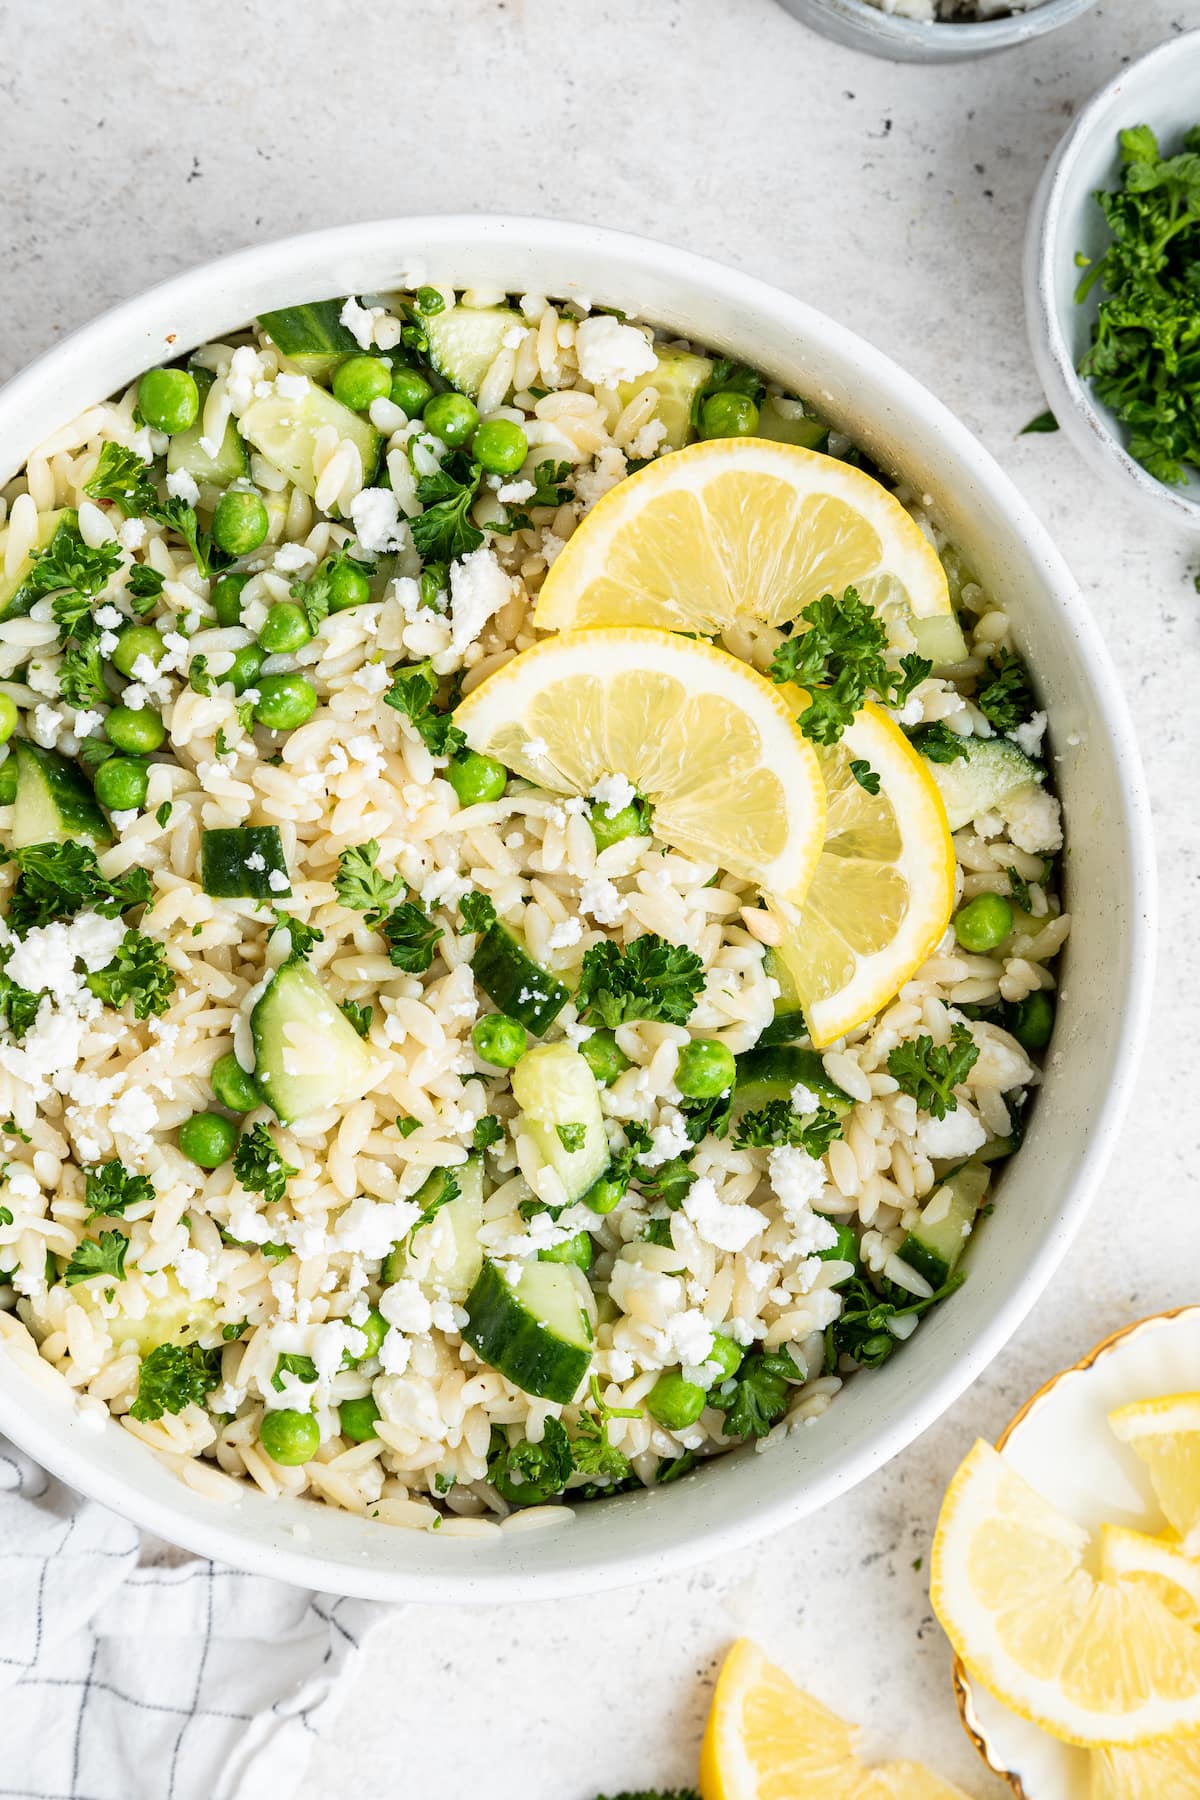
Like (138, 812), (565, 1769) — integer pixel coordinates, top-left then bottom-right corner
(138, 366), (200, 435)
(94, 756), (149, 812)
(646, 1370), (707, 1430)
(471, 418), (528, 476)
(104, 705), (165, 754)
(332, 355), (392, 412)
(954, 893), (1014, 954)
(111, 625), (166, 679)
(707, 1333), (744, 1382)
(537, 1230), (592, 1270)
(424, 391), (479, 448)
(227, 645), (264, 695)
(339, 1395), (381, 1442)
(579, 1031), (629, 1087)
(0, 693), (17, 745)
(699, 391), (760, 440)
(327, 557), (372, 613)
(582, 1168), (625, 1214)
(0, 757), (16, 806)
(1010, 990), (1054, 1051)
(447, 749), (507, 807)
(389, 366), (435, 417)
(589, 798), (647, 851)
(260, 1407), (319, 1466)
(675, 1038), (736, 1100)
(212, 489), (269, 556)
(212, 571), (250, 628)
(257, 602), (313, 655)
(178, 1111), (238, 1169)
(210, 1051), (261, 1114)
(471, 1013), (528, 1068)
(254, 673), (317, 731)
(347, 1306), (388, 1362)
(816, 1218), (859, 1277)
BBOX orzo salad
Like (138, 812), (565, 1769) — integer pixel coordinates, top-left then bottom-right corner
(0, 285), (1067, 1529)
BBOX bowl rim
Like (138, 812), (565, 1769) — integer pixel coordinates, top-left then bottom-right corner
(780, 0), (1098, 53)
(1024, 29), (1200, 528)
(951, 1305), (1200, 1791)
(0, 215), (1158, 1601)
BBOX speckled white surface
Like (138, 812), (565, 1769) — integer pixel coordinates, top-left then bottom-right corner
(3, 2), (1198, 1794)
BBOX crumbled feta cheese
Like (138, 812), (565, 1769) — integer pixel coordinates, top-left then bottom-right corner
(110, 809), (138, 832)
(109, 1084), (158, 1150)
(1009, 711), (1047, 759)
(379, 1278), (434, 1336)
(95, 605), (124, 630)
(340, 296), (380, 350)
(767, 1145), (832, 1225)
(244, 851), (266, 873)
(356, 660), (390, 696)
(639, 1109), (692, 1169)
(267, 869), (290, 893)
(117, 518), (146, 551)
(682, 1177), (766, 1252)
(496, 479), (535, 504)
(578, 877), (626, 926)
(273, 541), (316, 574)
(590, 771), (637, 814)
(30, 705), (65, 749)
(575, 445), (628, 511)
(668, 1309), (715, 1367)
(918, 1106), (988, 1161)
(274, 372), (309, 401)
(349, 485), (403, 554)
(420, 867), (470, 909)
(165, 468), (200, 507)
(998, 783), (1063, 855)
(378, 1327), (411, 1375)
(574, 315), (658, 386)
(173, 1248), (219, 1301)
(333, 1196), (421, 1259)
(448, 546), (514, 655)
(789, 1082), (821, 1114)
(547, 916), (583, 951)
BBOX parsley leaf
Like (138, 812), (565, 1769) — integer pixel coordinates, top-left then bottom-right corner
(570, 1408), (631, 1486)
(408, 455), (483, 564)
(26, 520), (122, 606)
(849, 758), (880, 795)
(86, 929), (175, 1018)
(0, 963), (45, 1038)
(153, 496), (218, 578)
(58, 625), (109, 708)
(84, 1160), (154, 1221)
(633, 1156), (696, 1210)
(271, 1352), (318, 1392)
(975, 648), (1038, 735)
(905, 721), (969, 764)
(575, 934), (705, 1028)
(1021, 409), (1059, 435)
(733, 1102), (843, 1155)
(233, 1123), (297, 1206)
(472, 1115), (504, 1151)
(126, 564), (166, 612)
(383, 659), (466, 758)
(769, 588), (921, 746)
(716, 1349), (801, 1440)
(379, 900), (443, 973)
(1005, 865), (1032, 911)
(334, 840), (404, 923)
(555, 1122), (587, 1153)
(129, 1341), (222, 1422)
(339, 999), (372, 1037)
(0, 843), (151, 932)
(458, 891), (497, 935)
(825, 1268), (966, 1372)
(269, 912), (324, 961)
(83, 442), (159, 515)
(527, 458), (574, 506)
(487, 1415), (575, 1507)
(64, 1229), (129, 1286)
(887, 1022), (980, 1119)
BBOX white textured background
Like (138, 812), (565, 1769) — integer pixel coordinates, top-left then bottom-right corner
(3, 3), (1198, 1794)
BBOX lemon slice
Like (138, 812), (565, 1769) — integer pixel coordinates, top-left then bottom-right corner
(931, 1440), (1200, 1747)
(532, 439), (952, 639)
(455, 628), (825, 902)
(1109, 1394), (1200, 1553)
(1099, 1523), (1200, 1626)
(765, 695), (954, 1048)
(1091, 1734), (1200, 1800)
(698, 1638), (971, 1800)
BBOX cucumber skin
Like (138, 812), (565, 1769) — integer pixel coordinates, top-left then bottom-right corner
(734, 1044), (852, 1116)
(471, 922), (569, 1035)
(257, 301), (360, 377)
(897, 1234), (953, 1290)
(424, 306), (524, 400)
(200, 826), (290, 899)
(900, 1164), (990, 1287)
(463, 1259), (591, 1404)
(11, 739), (112, 848)
(758, 1007), (809, 1049)
(168, 372), (248, 489)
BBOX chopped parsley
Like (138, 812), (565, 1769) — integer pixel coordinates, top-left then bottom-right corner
(0, 963), (45, 1038)
(733, 1102), (843, 1155)
(1020, 409), (1059, 435)
(127, 564), (166, 611)
(574, 934), (705, 1028)
(0, 842), (151, 932)
(383, 659), (466, 758)
(395, 1116), (420, 1138)
(83, 442), (158, 515)
(555, 1122), (588, 1153)
(825, 1268), (965, 1371)
(232, 1123), (297, 1206)
(339, 999), (372, 1037)
(271, 1352), (318, 1392)
(129, 1341), (223, 1422)
(155, 800), (173, 828)
(716, 1349), (801, 1440)
(269, 912), (324, 960)
(849, 758), (881, 795)
(84, 1159), (154, 1221)
(905, 720), (969, 764)
(975, 648), (1038, 736)
(379, 899), (444, 973)
(26, 518), (123, 607)
(334, 840), (404, 923)
(887, 1023), (980, 1119)
(769, 588), (931, 746)
(472, 1115), (504, 1152)
(86, 929), (175, 1018)
(458, 890), (497, 935)
(1005, 865), (1033, 911)
(408, 453), (483, 564)
(64, 1230), (129, 1287)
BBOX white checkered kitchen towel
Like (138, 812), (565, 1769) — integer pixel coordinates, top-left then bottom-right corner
(0, 1437), (382, 1800)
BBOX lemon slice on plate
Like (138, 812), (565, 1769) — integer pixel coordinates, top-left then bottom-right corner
(765, 695), (955, 1048)
(532, 439), (955, 646)
(1091, 1734), (1200, 1800)
(1099, 1522), (1200, 1626)
(455, 628), (825, 902)
(1108, 1394), (1200, 1553)
(698, 1638), (970, 1800)
(931, 1440), (1200, 1747)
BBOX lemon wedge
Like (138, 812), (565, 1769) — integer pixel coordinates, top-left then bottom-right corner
(765, 695), (955, 1048)
(931, 1440), (1200, 1747)
(532, 439), (953, 639)
(454, 628), (826, 902)
(1091, 1734), (1200, 1800)
(698, 1639), (971, 1800)
(1099, 1522), (1200, 1626)
(1109, 1394), (1200, 1553)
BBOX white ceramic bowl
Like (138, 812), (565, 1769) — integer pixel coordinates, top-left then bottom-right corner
(775, 0), (1097, 65)
(1025, 30), (1200, 529)
(0, 218), (1155, 1602)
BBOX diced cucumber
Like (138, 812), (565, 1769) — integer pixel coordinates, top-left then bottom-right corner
(464, 1256), (594, 1403)
(471, 921), (569, 1035)
(424, 304), (524, 400)
(250, 959), (377, 1126)
(911, 612), (969, 670)
(733, 1044), (853, 1118)
(899, 1162), (990, 1289)
(615, 345), (713, 452)
(200, 826), (290, 899)
(925, 736), (1043, 833)
(11, 739), (112, 848)
(381, 1158), (484, 1296)
(257, 301), (361, 379)
(756, 395), (829, 451)
(759, 944), (808, 1047)
(239, 382), (381, 498)
(974, 1133), (1017, 1165)
(168, 367), (249, 489)
(510, 1042), (610, 1204)
(0, 509), (69, 622)
(94, 1274), (218, 1357)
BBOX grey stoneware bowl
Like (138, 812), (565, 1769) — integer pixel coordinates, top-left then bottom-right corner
(775, 0), (1098, 64)
(1025, 29), (1200, 529)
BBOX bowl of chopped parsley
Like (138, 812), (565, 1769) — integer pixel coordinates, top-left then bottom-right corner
(1025, 30), (1200, 526)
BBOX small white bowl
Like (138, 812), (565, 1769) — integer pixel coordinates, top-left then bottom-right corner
(953, 1307), (1200, 1797)
(0, 218), (1155, 1602)
(1025, 30), (1200, 530)
(776, 0), (1097, 65)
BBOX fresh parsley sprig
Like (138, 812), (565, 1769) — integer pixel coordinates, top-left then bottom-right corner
(409, 452), (483, 563)
(0, 843), (151, 932)
(129, 1341), (223, 1422)
(334, 840), (404, 924)
(233, 1123), (297, 1206)
(84, 1160), (154, 1221)
(64, 1229), (129, 1287)
(574, 934), (705, 1029)
(732, 1102), (843, 1155)
(86, 929), (175, 1018)
(383, 659), (466, 758)
(769, 588), (932, 746)
(887, 1022), (979, 1120)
